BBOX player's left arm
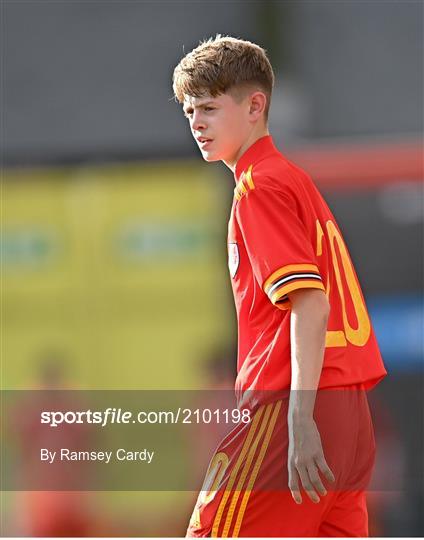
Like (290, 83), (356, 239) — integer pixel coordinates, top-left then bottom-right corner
(287, 288), (335, 505)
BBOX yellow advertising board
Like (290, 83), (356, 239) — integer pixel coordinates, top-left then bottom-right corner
(3, 161), (234, 389)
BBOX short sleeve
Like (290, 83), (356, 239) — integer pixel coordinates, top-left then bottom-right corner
(235, 187), (325, 310)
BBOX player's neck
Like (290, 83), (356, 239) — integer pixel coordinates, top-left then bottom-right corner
(224, 125), (270, 173)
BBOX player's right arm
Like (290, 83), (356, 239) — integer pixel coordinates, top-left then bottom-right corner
(287, 287), (335, 504)
(235, 184), (335, 503)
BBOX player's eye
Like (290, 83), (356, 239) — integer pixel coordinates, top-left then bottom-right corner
(183, 106), (214, 119)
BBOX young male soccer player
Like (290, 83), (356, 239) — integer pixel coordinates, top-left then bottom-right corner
(173, 36), (387, 537)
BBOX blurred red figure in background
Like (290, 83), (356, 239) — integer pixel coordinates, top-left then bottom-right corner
(8, 355), (93, 537)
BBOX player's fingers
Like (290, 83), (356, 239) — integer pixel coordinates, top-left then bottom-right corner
(315, 454), (335, 484)
(288, 463), (302, 504)
(297, 465), (320, 504)
(307, 463), (327, 496)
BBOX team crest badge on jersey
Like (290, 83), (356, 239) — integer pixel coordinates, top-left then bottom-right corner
(228, 242), (239, 278)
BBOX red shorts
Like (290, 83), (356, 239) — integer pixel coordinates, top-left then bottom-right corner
(187, 388), (375, 537)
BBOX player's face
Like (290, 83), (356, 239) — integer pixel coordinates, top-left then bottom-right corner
(183, 92), (252, 165)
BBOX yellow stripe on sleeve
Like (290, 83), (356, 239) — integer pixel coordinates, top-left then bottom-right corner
(264, 264), (320, 293)
(270, 280), (325, 305)
(244, 165), (255, 190)
(234, 177), (248, 201)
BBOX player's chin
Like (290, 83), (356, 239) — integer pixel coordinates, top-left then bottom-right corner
(200, 151), (220, 162)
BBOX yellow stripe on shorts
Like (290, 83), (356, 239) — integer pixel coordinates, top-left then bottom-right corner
(211, 404), (265, 537)
(221, 402), (275, 538)
(232, 400), (282, 538)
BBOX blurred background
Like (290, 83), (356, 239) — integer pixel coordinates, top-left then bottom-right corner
(2, 0), (423, 536)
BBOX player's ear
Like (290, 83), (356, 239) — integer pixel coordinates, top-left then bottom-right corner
(249, 91), (267, 120)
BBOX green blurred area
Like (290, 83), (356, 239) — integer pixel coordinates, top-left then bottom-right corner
(3, 160), (234, 390)
(2, 160), (235, 536)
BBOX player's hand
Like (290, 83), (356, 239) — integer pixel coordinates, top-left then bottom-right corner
(287, 417), (335, 504)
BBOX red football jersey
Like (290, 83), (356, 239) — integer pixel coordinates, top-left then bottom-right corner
(228, 136), (386, 405)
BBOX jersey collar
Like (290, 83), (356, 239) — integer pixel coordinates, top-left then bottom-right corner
(234, 135), (279, 182)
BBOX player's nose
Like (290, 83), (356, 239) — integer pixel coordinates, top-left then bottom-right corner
(192, 110), (206, 131)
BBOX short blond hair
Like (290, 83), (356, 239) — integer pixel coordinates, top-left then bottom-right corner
(173, 35), (275, 120)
